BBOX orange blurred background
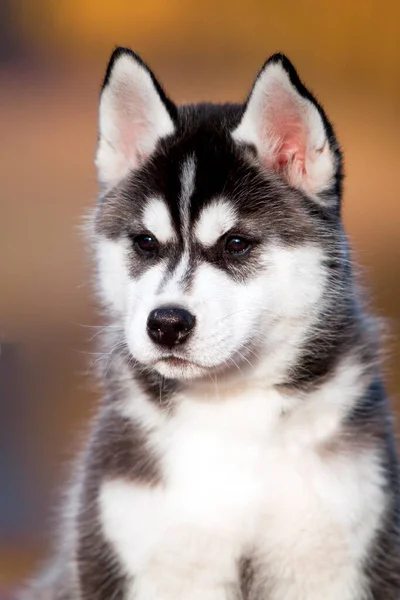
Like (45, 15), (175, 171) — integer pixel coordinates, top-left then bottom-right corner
(1, 0), (399, 589)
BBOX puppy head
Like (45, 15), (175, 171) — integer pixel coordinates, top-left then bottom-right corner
(94, 48), (343, 383)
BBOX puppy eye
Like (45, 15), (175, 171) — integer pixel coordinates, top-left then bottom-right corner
(133, 234), (159, 256)
(224, 236), (251, 256)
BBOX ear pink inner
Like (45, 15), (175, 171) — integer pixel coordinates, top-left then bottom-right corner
(115, 85), (152, 166)
(262, 82), (308, 176)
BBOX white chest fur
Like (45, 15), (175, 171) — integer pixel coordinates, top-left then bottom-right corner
(99, 384), (385, 600)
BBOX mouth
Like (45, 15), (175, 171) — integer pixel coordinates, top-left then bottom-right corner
(159, 356), (200, 368)
(154, 355), (208, 380)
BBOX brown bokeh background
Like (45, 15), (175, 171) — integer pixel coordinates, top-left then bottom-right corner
(1, 0), (399, 588)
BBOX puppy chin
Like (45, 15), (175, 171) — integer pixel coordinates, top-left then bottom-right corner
(154, 358), (208, 380)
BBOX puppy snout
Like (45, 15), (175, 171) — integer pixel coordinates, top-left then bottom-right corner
(147, 306), (196, 348)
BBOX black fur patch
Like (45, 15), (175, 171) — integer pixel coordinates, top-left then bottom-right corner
(134, 366), (181, 407)
(238, 557), (255, 599)
(86, 409), (161, 483)
(346, 378), (400, 598)
(76, 407), (161, 599)
(77, 492), (127, 600)
(237, 556), (267, 600)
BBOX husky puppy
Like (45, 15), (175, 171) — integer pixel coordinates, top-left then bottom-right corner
(25, 48), (400, 600)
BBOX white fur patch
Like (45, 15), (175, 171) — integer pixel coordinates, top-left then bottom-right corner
(160, 252), (191, 295)
(179, 155), (196, 238)
(96, 236), (131, 315)
(194, 199), (238, 247)
(142, 197), (176, 243)
(100, 357), (384, 600)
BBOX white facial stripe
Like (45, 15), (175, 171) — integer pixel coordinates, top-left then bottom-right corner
(161, 251), (191, 295)
(180, 155), (196, 238)
(142, 197), (176, 243)
(194, 199), (238, 247)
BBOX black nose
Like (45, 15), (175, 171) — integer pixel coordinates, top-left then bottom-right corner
(147, 306), (196, 347)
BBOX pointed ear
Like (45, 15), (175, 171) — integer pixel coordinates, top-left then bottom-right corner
(232, 54), (342, 200)
(96, 47), (177, 189)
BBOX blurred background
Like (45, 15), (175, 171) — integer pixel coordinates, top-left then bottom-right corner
(0, 0), (399, 590)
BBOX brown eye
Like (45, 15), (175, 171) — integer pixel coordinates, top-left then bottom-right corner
(225, 236), (251, 256)
(133, 234), (159, 256)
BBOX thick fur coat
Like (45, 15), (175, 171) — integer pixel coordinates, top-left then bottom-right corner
(23, 48), (400, 600)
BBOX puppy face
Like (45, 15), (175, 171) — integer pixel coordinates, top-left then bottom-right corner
(94, 50), (342, 382)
